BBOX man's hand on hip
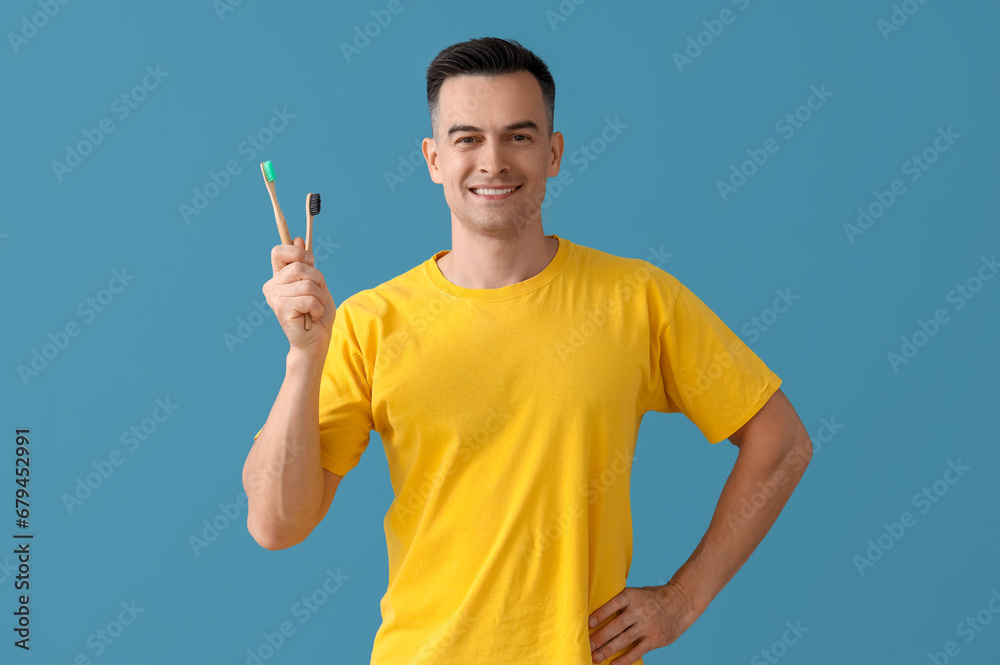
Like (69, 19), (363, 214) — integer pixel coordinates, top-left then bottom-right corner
(588, 581), (697, 664)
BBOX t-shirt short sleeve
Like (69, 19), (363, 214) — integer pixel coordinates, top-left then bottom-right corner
(315, 299), (375, 475)
(252, 299), (375, 477)
(646, 270), (782, 444)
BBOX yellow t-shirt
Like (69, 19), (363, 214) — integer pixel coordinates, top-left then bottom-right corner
(255, 234), (781, 664)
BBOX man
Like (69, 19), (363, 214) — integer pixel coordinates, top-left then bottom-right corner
(244, 37), (812, 665)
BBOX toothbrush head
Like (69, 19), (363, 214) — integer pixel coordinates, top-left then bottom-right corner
(309, 192), (321, 216)
(261, 161), (275, 183)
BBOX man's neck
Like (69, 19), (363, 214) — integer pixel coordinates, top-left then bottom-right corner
(436, 224), (559, 290)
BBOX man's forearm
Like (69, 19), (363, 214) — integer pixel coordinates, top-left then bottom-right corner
(663, 430), (812, 618)
(243, 350), (328, 549)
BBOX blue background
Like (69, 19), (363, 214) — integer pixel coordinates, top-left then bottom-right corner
(3, 0), (998, 662)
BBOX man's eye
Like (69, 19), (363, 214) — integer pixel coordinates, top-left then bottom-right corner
(457, 137), (476, 144)
(513, 135), (529, 141)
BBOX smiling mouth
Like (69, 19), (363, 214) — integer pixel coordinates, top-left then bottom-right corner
(469, 185), (521, 199)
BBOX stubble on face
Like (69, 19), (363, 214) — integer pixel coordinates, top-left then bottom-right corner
(430, 72), (559, 242)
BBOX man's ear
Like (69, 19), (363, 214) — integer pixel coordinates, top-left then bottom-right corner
(547, 131), (564, 178)
(423, 136), (442, 184)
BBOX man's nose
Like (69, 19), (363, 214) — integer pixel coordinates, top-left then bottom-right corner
(479, 140), (510, 174)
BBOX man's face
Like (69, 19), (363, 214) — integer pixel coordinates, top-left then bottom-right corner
(423, 71), (563, 238)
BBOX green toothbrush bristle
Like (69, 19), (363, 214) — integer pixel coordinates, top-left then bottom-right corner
(262, 161), (275, 182)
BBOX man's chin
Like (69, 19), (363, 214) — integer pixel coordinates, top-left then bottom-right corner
(455, 214), (529, 237)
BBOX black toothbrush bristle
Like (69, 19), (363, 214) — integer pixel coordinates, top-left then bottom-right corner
(309, 193), (321, 216)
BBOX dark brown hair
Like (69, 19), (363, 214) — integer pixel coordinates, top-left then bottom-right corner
(426, 37), (555, 138)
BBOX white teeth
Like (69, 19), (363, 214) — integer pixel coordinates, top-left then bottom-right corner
(472, 187), (515, 195)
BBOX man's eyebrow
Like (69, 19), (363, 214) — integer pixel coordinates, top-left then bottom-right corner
(446, 120), (541, 136)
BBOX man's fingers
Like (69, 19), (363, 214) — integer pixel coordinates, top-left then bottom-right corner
(270, 238), (315, 275)
(263, 281), (325, 318)
(282, 295), (326, 324)
(270, 262), (327, 290)
(590, 590), (627, 629)
(268, 277), (326, 301)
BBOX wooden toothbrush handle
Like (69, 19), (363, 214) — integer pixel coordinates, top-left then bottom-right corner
(261, 168), (292, 245)
(305, 193), (314, 255)
(304, 194), (314, 331)
(260, 163), (306, 329)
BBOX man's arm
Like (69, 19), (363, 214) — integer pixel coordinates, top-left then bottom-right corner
(662, 387), (813, 622)
(588, 387), (812, 665)
(243, 351), (342, 551)
(245, 238), (346, 551)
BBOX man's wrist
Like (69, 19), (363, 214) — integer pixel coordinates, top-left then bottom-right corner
(659, 571), (714, 622)
(286, 347), (327, 377)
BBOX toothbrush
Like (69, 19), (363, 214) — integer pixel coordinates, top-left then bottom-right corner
(303, 192), (321, 331)
(260, 160), (291, 245)
(260, 160), (307, 330)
